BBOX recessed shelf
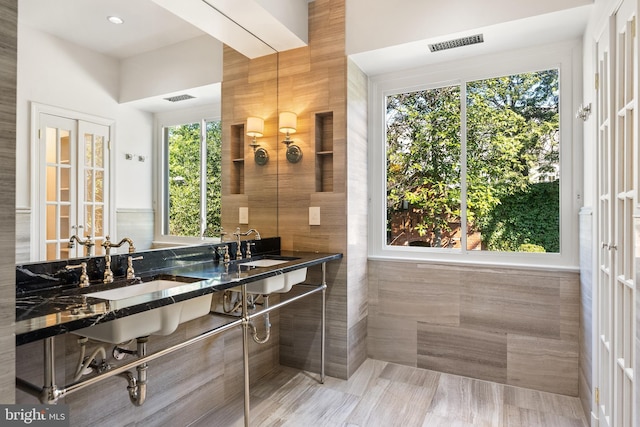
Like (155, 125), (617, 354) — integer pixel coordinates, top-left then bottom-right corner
(315, 112), (333, 193)
(230, 124), (245, 194)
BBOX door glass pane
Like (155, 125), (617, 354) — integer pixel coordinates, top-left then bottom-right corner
(85, 134), (93, 167)
(95, 170), (103, 202)
(94, 238), (104, 256)
(95, 206), (103, 236)
(95, 136), (104, 168)
(46, 243), (59, 261)
(46, 167), (57, 202)
(85, 170), (94, 202)
(60, 167), (70, 202)
(60, 130), (70, 164)
(60, 204), (70, 239)
(85, 205), (93, 236)
(45, 128), (57, 163)
(46, 205), (56, 240)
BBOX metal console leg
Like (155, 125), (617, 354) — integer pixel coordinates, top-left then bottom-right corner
(321, 262), (326, 384)
(242, 284), (251, 427)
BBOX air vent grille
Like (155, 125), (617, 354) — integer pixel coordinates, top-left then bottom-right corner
(428, 34), (484, 52)
(164, 94), (195, 103)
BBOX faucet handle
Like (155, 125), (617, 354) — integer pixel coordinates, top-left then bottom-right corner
(127, 256), (144, 280)
(246, 242), (255, 259)
(66, 262), (89, 288)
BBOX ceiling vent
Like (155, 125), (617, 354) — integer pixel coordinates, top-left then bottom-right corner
(164, 94), (195, 103)
(428, 34), (484, 53)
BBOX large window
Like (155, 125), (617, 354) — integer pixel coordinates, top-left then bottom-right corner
(386, 70), (560, 252)
(162, 119), (222, 239)
(369, 44), (580, 268)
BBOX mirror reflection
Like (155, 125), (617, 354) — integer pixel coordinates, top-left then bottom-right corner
(16, 0), (278, 262)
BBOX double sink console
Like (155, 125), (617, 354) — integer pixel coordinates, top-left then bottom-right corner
(15, 236), (341, 426)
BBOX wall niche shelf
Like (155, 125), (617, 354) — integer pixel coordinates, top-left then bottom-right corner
(230, 123), (245, 194)
(315, 112), (333, 193)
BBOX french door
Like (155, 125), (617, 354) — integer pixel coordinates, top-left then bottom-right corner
(595, 0), (637, 426)
(37, 110), (111, 260)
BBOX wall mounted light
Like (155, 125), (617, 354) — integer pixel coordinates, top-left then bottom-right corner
(246, 117), (268, 165)
(279, 112), (302, 163)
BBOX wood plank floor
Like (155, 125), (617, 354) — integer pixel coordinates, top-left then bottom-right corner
(189, 359), (588, 427)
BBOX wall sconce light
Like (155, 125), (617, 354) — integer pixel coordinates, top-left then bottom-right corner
(246, 116), (268, 165)
(279, 111), (302, 163)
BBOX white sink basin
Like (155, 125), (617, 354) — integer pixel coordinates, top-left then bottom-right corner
(239, 259), (307, 294)
(74, 279), (212, 343)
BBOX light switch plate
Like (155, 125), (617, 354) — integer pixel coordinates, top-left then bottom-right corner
(309, 207), (321, 226)
(239, 207), (249, 224)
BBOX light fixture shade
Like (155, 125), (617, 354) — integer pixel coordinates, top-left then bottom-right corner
(279, 112), (297, 134)
(246, 117), (264, 137)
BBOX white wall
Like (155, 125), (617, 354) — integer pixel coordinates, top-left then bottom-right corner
(119, 35), (223, 103)
(16, 24), (154, 211)
(346, 0), (593, 55)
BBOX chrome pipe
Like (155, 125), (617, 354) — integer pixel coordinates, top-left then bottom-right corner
(241, 284), (251, 427)
(245, 283), (326, 322)
(17, 317), (243, 402)
(122, 337), (148, 406)
(16, 377), (43, 399)
(321, 262), (326, 384)
(41, 337), (61, 404)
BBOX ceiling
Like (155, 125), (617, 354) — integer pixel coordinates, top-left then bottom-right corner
(18, 0), (205, 59)
(18, 0), (593, 110)
(350, 5), (593, 76)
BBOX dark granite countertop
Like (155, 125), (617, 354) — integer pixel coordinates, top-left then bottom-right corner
(16, 250), (342, 345)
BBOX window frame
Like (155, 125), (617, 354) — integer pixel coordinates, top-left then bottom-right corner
(368, 40), (582, 269)
(153, 106), (222, 246)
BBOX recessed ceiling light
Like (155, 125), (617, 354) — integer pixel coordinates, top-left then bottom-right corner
(107, 16), (124, 25)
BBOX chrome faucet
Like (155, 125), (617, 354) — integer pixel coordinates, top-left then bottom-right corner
(232, 228), (260, 260)
(101, 235), (136, 283)
(68, 235), (95, 257)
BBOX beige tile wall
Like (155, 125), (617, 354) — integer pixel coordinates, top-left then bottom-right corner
(368, 260), (580, 396)
(277, 0), (368, 380)
(0, 0), (16, 404)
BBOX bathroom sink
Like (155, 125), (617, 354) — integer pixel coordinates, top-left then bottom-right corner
(73, 279), (212, 343)
(238, 259), (307, 294)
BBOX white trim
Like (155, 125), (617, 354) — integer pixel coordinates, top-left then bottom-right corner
(368, 39), (583, 269)
(153, 105), (222, 245)
(30, 102), (116, 260)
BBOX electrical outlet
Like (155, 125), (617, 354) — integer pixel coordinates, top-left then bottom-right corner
(309, 207), (320, 225)
(239, 207), (249, 224)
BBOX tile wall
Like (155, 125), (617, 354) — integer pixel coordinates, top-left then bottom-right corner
(0, 0), (16, 404)
(368, 260), (580, 396)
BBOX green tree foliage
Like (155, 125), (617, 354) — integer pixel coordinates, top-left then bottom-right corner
(477, 181), (559, 252)
(386, 86), (462, 245)
(168, 121), (222, 237)
(386, 70), (560, 251)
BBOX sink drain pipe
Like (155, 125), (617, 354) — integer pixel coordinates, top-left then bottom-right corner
(119, 337), (148, 406)
(248, 295), (271, 344)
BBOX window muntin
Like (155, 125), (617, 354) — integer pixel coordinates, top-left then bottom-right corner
(385, 70), (560, 253)
(163, 119), (222, 238)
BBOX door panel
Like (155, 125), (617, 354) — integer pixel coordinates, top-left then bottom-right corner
(38, 114), (111, 260)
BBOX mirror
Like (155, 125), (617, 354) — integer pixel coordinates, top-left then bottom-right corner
(16, 0), (278, 262)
